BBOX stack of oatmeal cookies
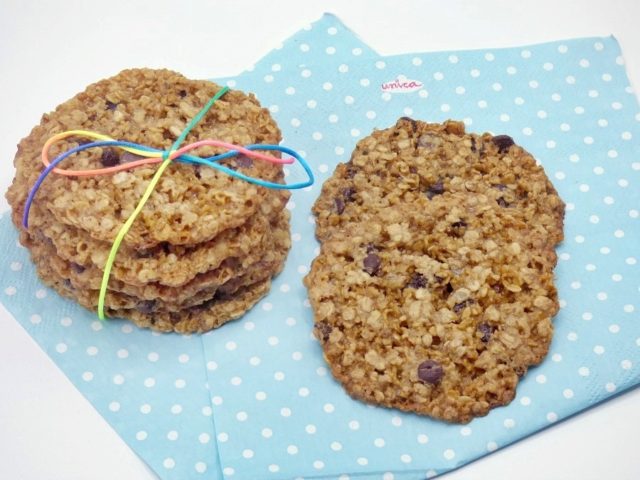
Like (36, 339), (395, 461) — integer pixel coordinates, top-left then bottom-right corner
(6, 69), (290, 333)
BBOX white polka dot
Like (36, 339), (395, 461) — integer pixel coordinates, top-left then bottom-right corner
(460, 426), (472, 436)
(507, 66), (518, 75)
(567, 332), (578, 341)
(612, 102), (623, 110)
(546, 140), (556, 149)
(521, 49), (532, 58)
(329, 441), (342, 452)
(503, 418), (515, 428)
(298, 387), (310, 397)
(501, 114), (511, 122)
(575, 106), (585, 114)
(195, 462), (207, 474)
(594, 345), (605, 355)
(419, 89), (429, 98)
(2, 285), (16, 298)
(291, 118), (301, 128)
(624, 304), (635, 313)
(140, 403), (151, 414)
(222, 466), (234, 476)
(547, 412), (558, 422)
(579, 58), (590, 68)
(579, 184), (590, 192)
(552, 93), (562, 101)
(374, 438), (386, 447)
(375, 60), (386, 69)
(400, 454), (412, 464)
(470, 69), (480, 78)
(349, 420), (360, 430)
(520, 396), (532, 406)
(350, 128), (361, 137)
(588, 89), (599, 98)
(344, 95), (355, 105)
(611, 273), (622, 281)
(360, 78), (370, 87)
(536, 374), (547, 384)
(455, 86), (466, 95)
(492, 82), (502, 91)
(609, 324), (620, 333)
(597, 292), (608, 301)
(598, 118), (609, 127)
(448, 54), (459, 63)
(487, 441), (498, 452)
(163, 458), (175, 470)
(108, 401), (120, 412)
(529, 80), (539, 88)
(571, 281), (581, 290)
(552, 353), (563, 362)
(313, 460), (325, 470)
(622, 131), (632, 140)
(560, 123), (570, 132)
(312, 132), (322, 141)
(236, 411), (248, 421)
(566, 75), (576, 84)
(305, 424), (316, 434)
(242, 449), (254, 459)
(167, 430), (179, 441)
(35, 289), (47, 299)
(198, 433), (210, 444)
(441, 104), (451, 112)
(261, 428), (272, 438)
(178, 354), (189, 363)
(626, 257), (637, 265)
(29, 314), (41, 324)
(606, 382), (617, 392)
(136, 431), (147, 441)
(593, 166), (604, 175)
(621, 359), (633, 370)
(391, 416), (402, 427)
(173, 404), (184, 414)
(443, 449), (456, 460)
(274, 371), (285, 381)
(578, 367), (590, 377)
(55, 343), (67, 354)
(323, 403), (335, 413)
(522, 127), (533, 136)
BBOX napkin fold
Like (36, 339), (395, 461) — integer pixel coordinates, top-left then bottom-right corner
(1, 13), (639, 480)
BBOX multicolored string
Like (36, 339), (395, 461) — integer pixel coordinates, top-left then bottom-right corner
(22, 86), (314, 320)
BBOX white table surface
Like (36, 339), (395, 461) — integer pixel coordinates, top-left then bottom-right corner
(1, 1), (639, 479)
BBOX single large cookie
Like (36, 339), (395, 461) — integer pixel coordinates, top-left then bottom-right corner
(312, 118), (564, 247)
(305, 119), (564, 423)
(6, 68), (288, 248)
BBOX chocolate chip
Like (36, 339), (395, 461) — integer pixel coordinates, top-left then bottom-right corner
(63, 279), (73, 289)
(345, 164), (357, 178)
(492, 283), (503, 293)
(417, 360), (444, 384)
(478, 323), (493, 342)
(453, 299), (473, 314)
(363, 253), (381, 276)
(70, 262), (85, 274)
(493, 183), (507, 191)
(194, 165), (202, 179)
(137, 300), (156, 314)
(178, 89), (187, 98)
(105, 100), (118, 111)
(496, 197), (509, 208)
(492, 135), (515, 153)
(408, 273), (427, 289)
(235, 155), (253, 168)
(426, 180), (444, 199)
(470, 137), (477, 152)
(451, 220), (467, 228)
(342, 187), (356, 202)
(316, 321), (332, 341)
(400, 116), (418, 132)
(444, 283), (454, 296)
(334, 197), (345, 214)
(365, 243), (377, 254)
(100, 149), (120, 167)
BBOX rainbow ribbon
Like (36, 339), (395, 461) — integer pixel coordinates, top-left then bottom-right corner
(23, 86), (314, 319)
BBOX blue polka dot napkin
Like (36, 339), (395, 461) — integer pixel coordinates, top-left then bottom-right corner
(1, 13), (639, 480)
